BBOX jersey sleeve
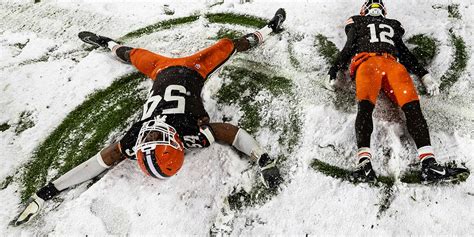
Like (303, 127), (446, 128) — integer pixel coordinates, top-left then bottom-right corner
(119, 121), (145, 159)
(181, 124), (215, 149)
(332, 17), (358, 71)
(395, 22), (429, 78)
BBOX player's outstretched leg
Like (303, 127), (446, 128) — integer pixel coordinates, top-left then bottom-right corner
(349, 100), (377, 183)
(78, 31), (133, 63)
(233, 8), (287, 52)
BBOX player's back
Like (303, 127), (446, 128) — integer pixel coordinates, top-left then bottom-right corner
(348, 15), (404, 56)
(140, 66), (209, 131)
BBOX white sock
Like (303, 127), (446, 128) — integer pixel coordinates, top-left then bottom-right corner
(107, 41), (118, 51)
(357, 147), (372, 162)
(253, 26), (273, 44)
(52, 152), (110, 191)
(418, 146), (435, 162)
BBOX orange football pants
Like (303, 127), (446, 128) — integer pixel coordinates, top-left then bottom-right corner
(129, 38), (235, 80)
(354, 53), (419, 107)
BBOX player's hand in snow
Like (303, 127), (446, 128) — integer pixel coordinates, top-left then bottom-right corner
(12, 194), (45, 226)
(421, 74), (440, 96)
(258, 153), (283, 189)
(324, 66), (338, 91)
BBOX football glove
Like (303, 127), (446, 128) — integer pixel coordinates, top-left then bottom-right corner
(324, 74), (337, 91)
(258, 153), (283, 189)
(421, 74), (440, 96)
(13, 194), (45, 226)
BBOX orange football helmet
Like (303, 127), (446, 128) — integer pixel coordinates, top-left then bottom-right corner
(135, 119), (184, 179)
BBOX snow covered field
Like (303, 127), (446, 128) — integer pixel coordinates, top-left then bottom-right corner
(1, 0), (473, 235)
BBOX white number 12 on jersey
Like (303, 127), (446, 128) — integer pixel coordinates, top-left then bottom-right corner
(368, 23), (395, 46)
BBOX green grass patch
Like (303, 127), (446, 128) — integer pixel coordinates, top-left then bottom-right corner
(212, 28), (244, 40)
(20, 72), (147, 201)
(216, 65), (293, 134)
(0, 122), (10, 132)
(310, 159), (395, 187)
(406, 34), (438, 67)
(15, 111), (35, 135)
(227, 182), (279, 211)
(208, 0), (224, 8)
(1, 175), (14, 190)
(448, 4), (461, 19)
(120, 15), (200, 41)
(205, 13), (268, 29)
(216, 63), (300, 210)
(287, 41), (300, 69)
(314, 34), (339, 66)
(440, 31), (468, 91)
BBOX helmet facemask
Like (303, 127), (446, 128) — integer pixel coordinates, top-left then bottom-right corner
(135, 119), (183, 152)
(134, 119), (185, 179)
(360, 0), (386, 17)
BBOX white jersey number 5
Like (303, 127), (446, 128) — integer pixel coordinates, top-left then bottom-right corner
(141, 85), (187, 120)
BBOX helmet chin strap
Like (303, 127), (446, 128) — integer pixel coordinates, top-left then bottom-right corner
(367, 8), (384, 17)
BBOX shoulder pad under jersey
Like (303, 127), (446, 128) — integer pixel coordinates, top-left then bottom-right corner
(344, 15), (360, 32)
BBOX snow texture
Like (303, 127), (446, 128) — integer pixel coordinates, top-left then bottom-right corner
(0, 0), (473, 235)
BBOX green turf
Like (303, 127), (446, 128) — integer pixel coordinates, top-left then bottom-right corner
(314, 34), (339, 66)
(120, 15), (200, 41)
(216, 65), (294, 134)
(15, 111), (35, 135)
(1, 175), (14, 190)
(310, 159), (395, 186)
(440, 31), (468, 91)
(20, 72), (147, 201)
(448, 4), (461, 19)
(205, 13), (268, 29)
(0, 122), (10, 132)
(211, 28), (244, 40)
(406, 34), (438, 67)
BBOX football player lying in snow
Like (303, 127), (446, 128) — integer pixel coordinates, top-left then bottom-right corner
(14, 9), (287, 226)
(325, 0), (469, 183)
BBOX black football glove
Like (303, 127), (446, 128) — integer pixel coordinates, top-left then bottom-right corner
(258, 153), (283, 189)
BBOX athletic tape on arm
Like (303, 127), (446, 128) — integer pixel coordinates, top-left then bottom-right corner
(232, 129), (263, 161)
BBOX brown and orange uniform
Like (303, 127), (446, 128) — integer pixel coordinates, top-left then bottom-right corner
(330, 15), (431, 150)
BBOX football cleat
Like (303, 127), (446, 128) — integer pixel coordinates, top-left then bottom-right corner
(349, 158), (377, 183)
(421, 158), (470, 183)
(268, 8), (286, 33)
(78, 31), (117, 49)
(258, 153), (283, 188)
(13, 194), (45, 226)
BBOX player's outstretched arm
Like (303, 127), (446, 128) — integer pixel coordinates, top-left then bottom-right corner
(233, 8), (286, 52)
(13, 143), (125, 226)
(208, 123), (283, 188)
